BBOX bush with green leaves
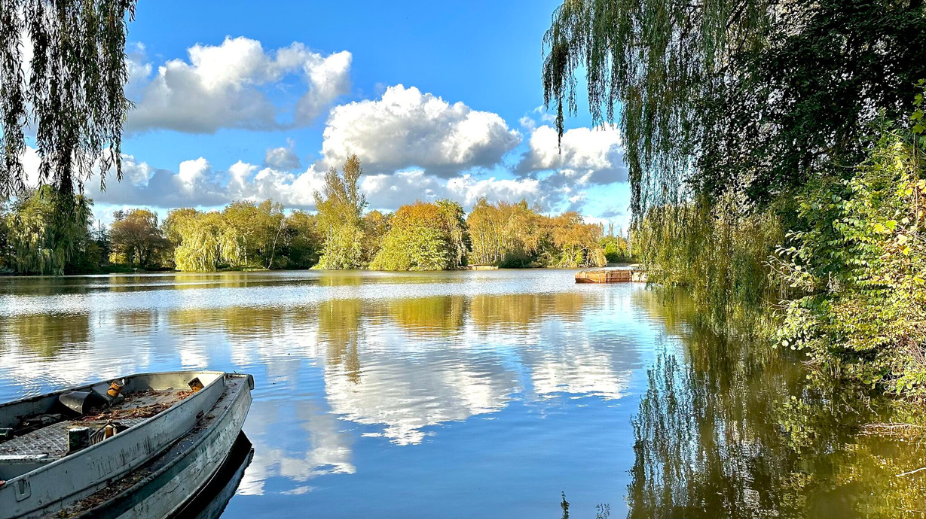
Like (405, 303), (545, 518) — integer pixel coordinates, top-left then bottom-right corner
(779, 93), (926, 396)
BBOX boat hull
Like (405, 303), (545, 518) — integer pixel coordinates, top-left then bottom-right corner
(170, 432), (254, 519)
(64, 374), (253, 519)
(574, 268), (647, 283)
(575, 269), (631, 283)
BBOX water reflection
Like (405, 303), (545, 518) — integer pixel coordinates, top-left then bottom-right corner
(239, 400), (355, 497)
(469, 292), (588, 329)
(385, 296), (465, 337)
(2, 271), (918, 518)
(113, 309), (159, 334)
(0, 272), (647, 517)
(318, 298), (363, 384)
(628, 290), (926, 519)
(0, 312), (90, 357)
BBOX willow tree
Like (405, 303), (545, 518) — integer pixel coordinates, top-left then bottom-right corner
(4, 185), (93, 274)
(542, 0), (926, 213)
(543, 0), (769, 214)
(0, 0), (136, 199)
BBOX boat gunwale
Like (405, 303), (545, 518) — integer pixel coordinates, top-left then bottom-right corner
(0, 370), (228, 510)
(0, 370), (226, 414)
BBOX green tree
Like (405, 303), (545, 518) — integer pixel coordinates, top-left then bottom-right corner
(221, 200), (286, 269)
(88, 221), (112, 271)
(361, 210), (391, 266)
(315, 155), (367, 269)
(0, 200), (10, 271)
(1, 0), (137, 199)
(600, 235), (629, 264)
(4, 186), (93, 275)
(281, 210), (323, 269)
(435, 200), (469, 268)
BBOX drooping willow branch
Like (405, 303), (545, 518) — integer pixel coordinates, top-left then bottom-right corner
(541, 0), (771, 215)
(0, 0), (136, 200)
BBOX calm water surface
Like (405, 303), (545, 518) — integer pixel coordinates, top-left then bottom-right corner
(0, 270), (923, 518)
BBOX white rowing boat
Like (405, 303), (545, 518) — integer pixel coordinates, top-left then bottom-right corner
(0, 371), (253, 519)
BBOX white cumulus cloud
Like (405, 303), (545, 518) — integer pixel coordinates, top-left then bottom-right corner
(321, 85), (520, 177)
(360, 170), (542, 211)
(126, 37), (351, 134)
(264, 139), (302, 170)
(518, 124), (627, 185)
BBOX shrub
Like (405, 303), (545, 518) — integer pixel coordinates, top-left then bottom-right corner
(779, 113), (926, 396)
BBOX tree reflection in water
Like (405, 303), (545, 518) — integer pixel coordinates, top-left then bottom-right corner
(0, 312), (90, 357)
(318, 298), (363, 384)
(560, 492), (610, 519)
(385, 296), (465, 337)
(627, 290), (926, 519)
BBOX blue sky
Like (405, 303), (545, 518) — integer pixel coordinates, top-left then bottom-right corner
(69, 0), (630, 227)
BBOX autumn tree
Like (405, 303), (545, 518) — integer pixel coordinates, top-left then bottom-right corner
(467, 198), (607, 267)
(467, 198), (541, 266)
(371, 200), (469, 271)
(549, 212), (606, 268)
(109, 209), (170, 268)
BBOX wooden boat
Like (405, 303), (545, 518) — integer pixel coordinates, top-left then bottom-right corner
(0, 371), (253, 519)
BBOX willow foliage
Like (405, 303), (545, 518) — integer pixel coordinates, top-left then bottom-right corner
(4, 185), (93, 274)
(542, 0), (769, 214)
(0, 0), (137, 199)
(543, 0), (926, 213)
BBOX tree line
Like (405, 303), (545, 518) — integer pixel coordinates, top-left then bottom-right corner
(0, 155), (630, 275)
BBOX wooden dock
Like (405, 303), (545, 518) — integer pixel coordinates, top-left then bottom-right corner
(575, 269), (646, 283)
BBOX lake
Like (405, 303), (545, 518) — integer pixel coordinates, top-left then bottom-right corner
(0, 270), (923, 518)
